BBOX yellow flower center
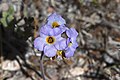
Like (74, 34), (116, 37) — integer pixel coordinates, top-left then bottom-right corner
(50, 50), (66, 60)
(52, 21), (59, 28)
(46, 36), (55, 44)
(57, 50), (63, 56)
(68, 42), (72, 47)
(57, 50), (66, 58)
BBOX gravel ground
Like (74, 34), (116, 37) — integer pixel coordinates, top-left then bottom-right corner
(0, 0), (120, 80)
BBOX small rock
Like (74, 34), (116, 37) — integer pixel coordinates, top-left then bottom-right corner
(69, 67), (84, 76)
(104, 54), (114, 64)
(2, 60), (20, 71)
(1, 3), (9, 11)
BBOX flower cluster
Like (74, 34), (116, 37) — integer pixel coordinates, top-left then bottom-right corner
(34, 13), (78, 59)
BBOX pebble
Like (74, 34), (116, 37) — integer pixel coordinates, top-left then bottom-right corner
(1, 3), (9, 11)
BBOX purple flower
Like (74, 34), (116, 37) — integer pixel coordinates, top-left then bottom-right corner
(46, 13), (68, 34)
(34, 12), (79, 59)
(34, 25), (67, 57)
(40, 24), (68, 36)
(47, 12), (66, 28)
(65, 28), (78, 58)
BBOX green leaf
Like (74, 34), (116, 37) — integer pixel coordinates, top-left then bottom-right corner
(2, 12), (8, 18)
(1, 5), (15, 27)
(7, 15), (14, 22)
(92, 0), (98, 5)
(8, 5), (14, 15)
(0, 18), (8, 27)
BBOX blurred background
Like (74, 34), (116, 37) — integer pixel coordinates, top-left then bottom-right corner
(0, 0), (120, 80)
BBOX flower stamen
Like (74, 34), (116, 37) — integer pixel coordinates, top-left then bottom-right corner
(57, 50), (62, 56)
(52, 21), (59, 28)
(57, 50), (66, 58)
(68, 42), (72, 47)
(46, 36), (55, 44)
